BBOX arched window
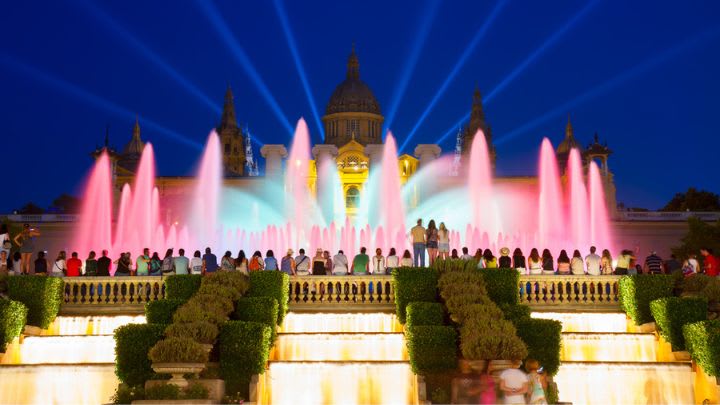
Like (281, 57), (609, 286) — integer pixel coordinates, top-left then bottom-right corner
(225, 143), (231, 154)
(346, 186), (360, 208)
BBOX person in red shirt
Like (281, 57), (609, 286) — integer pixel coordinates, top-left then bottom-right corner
(701, 248), (719, 277)
(66, 251), (83, 277)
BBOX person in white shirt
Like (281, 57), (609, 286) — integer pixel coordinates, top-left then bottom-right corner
(570, 250), (585, 274)
(585, 246), (602, 275)
(460, 247), (473, 261)
(295, 249), (311, 275)
(372, 248), (386, 275)
(400, 249), (413, 267)
(332, 250), (348, 275)
(499, 362), (529, 404)
(386, 248), (399, 273)
(189, 250), (203, 275)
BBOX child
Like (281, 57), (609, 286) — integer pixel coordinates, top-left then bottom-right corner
(525, 359), (547, 404)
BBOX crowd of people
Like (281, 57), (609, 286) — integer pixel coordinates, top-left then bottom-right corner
(1, 221), (718, 279)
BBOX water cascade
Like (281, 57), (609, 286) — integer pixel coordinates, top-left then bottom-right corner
(560, 332), (658, 362)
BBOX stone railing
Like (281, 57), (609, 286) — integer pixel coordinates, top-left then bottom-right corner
(59, 274), (621, 314)
(618, 211), (720, 221)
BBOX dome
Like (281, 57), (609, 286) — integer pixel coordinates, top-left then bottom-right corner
(325, 47), (381, 115)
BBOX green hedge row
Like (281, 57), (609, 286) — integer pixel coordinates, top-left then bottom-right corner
(650, 297), (707, 351)
(114, 323), (166, 386)
(406, 302), (444, 327)
(145, 299), (186, 325)
(219, 321), (272, 397)
(480, 269), (519, 306)
(8, 276), (64, 328)
(164, 275), (203, 301)
(684, 320), (720, 377)
(247, 272), (289, 324)
(233, 297), (279, 344)
(393, 267), (439, 324)
(0, 299), (28, 352)
(514, 318), (563, 376)
(619, 275), (674, 325)
(405, 325), (457, 374)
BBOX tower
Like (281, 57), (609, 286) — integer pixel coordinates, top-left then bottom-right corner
(462, 88), (496, 166)
(556, 114), (582, 173)
(217, 85), (246, 176)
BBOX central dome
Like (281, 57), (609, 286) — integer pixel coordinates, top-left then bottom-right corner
(325, 47), (381, 115)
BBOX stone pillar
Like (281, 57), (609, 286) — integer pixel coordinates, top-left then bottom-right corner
(414, 144), (442, 169)
(311, 144), (339, 164)
(260, 145), (288, 178)
(364, 144), (384, 171)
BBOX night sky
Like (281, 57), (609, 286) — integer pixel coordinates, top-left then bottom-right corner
(2, 0), (719, 213)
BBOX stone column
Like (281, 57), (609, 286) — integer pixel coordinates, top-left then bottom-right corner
(414, 144), (442, 169)
(311, 144), (339, 164)
(364, 144), (384, 171)
(260, 145), (288, 178)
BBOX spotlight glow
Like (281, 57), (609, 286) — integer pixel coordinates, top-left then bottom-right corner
(272, 0), (324, 141)
(400, 0), (507, 151)
(195, 0), (294, 135)
(0, 52), (201, 149)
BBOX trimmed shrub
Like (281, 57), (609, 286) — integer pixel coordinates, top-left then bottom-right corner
(393, 267), (439, 324)
(197, 284), (241, 301)
(203, 271), (250, 296)
(165, 321), (219, 345)
(233, 297), (279, 343)
(619, 275), (674, 325)
(247, 271), (289, 324)
(111, 384), (145, 404)
(406, 325), (457, 373)
(219, 321), (272, 397)
(0, 274), (7, 294)
(144, 384), (180, 400)
(460, 319), (528, 360)
(500, 304), (532, 325)
(173, 301), (228, 325)
(650, 297), (707, 351)
(684, 320), (720, 377)
(0, 299), (27, 352)
(184, 382), (210, 400)
(188, 294), (234, 315)
(515, 318), (562, 376)
(682, 274), (712, 293)
(406, 302), (444, 326)
(480, 268), (519, 306)
(148, 336), (209, 363)
(145, 299), (185, 325)
(114, 323), (166, 386)
(164, 275), (203, 301)
(7, 276), (63, 328)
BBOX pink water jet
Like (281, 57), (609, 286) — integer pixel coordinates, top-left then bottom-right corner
(286, 119), (313, 248)
(188, 131), (223, 249)
(589, 161), (614, 253)
(567, 148), (589, 250)
(72, 151), (113, 257)
(378, 132), (408, 253)
(538, 138), (566, 253)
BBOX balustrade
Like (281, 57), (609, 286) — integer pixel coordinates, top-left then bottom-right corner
(61, 276), (165, 314)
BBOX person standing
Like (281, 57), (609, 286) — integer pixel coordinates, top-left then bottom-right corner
(173, 249), (189, 275)
(601, 249), (614, 275)
(525, 359), (547, 404)
(683, 253), (699, 275)
(615, 250), (632, 275)
(280, 249), (296, 276)
(202, 247), (219, 274)
(386, 248), (399, 273)
(135, 248), (151, 276)
(0, 224), (11, 259)
(438, 222), (450, 260)
(644, 251), (664, 274)
(85, 251), (98, 277)
(499, 361), (529, 404)
(295, 249), (310, 276)
(97, 250), (112, 277)
(0, 251), (9, 276)
(66, 252), (82, 277)
(14, 224), (40, 275)
(664, 254), (682, 275)
(332, 250), (348, 275)
(410, 219), (426, 267)
(114, 252), (131, 276)
(265, 250), (278, 271)
(189, 251), (203, 275)
(426, 220), (439, 266)
(701, 248), (719, 277)
(585, 246), (601, 276)
(372, 248), (386, 275)
(352, 247), (370, 275)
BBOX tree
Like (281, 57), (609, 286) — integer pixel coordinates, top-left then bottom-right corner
(49, 193), (81, 214)
(672, 217), (720, 265)
(661, 188), (720, 212)
(16, 202), (45, 215)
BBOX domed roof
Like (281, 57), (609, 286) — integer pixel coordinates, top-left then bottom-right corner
(556, 115), (582, 155)
(325, 47), (381, 115)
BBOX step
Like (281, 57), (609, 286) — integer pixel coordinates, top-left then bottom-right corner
(272, 332), (407, 361)
(0, 364), (117, 404)
(1, 335), (115, 364)
(561, 332), (660, 362)
(44, 315), (145, 336)
(532, 312), (629, 333)
(279, 312), (402, 333)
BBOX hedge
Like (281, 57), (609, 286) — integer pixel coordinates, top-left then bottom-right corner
(393, 267), (439, 324)
(684, 320), (720, 377)
(145, 299), (186, 325)
(514, 318), (562, 376)
(164, 275), (203, 301)
(219, 321), (272, 397)
(619, 275), (674, 325)
(114, 323), (166, 386)
(405, 325), (457, 374)
(7, 276), (63, 328)
(0, 299), (27, 352)
(480, 268), (519, 306)
(500, 304), (532, 325)
(406, 302), (444, 327)
(246, 272), (289, 324)
(233, 297), (279, 343)
(650, 297), (707, 351)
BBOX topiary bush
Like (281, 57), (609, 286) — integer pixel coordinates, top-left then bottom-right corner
(164, 275), (203, 301)
(682, 274), (712, 294)
(405, 325), (457, 374)
(650, 297), (708, 351)
(114, 323), (166, 386)
(7, 276), (63, 328)
(500, 304), (532, 325)
(247, 271), (289, 324)
(110, 384), (145, 404)
(188, 294), (234, 315)
(0, 299), (27, 352)
(219, 321), (272, 398)
(406, 302), (444, 327)
(0, 274), (7, 294)
(460, 318), (528, 361)
(197, 284), (242, 301)
(233, 296), (279, 343)
(144, 383), (180, 400)
(203, 271), (250, 296)
(145, 299), (186, 325)
(172, 301), (228, 325)
(148, 336), (209, 364)
(393, 267), (439, 324)
(514, 318), (562, 376)
(164, 321), (219, 345)
(619, 275), (674, 325)
(480, 268), (519, 306)
(684, 320), (720, 377)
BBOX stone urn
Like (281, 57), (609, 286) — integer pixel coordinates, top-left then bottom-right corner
(151, 363), (206, 388)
